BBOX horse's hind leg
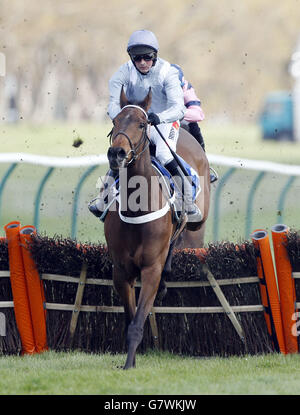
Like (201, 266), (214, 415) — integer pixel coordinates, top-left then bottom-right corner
(157, 239), (176, 303)
(176, 224), (206, 249)
(123, 264), (161, 370)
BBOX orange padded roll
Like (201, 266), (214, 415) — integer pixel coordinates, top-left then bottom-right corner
(193, 248), (207, 263)
(253, 242), (273, 339)
(4, 221), (36, 355)
(176, 248), (207, 263)
(251, 229), (287, 354)
(20, 225), (48, 353)
(271, 224), (298, 354)
(183, 248), (207, 263)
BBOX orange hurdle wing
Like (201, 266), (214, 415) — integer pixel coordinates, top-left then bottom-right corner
(20, 225), (48, 353)
(271, 224), (298, 354)
(251, 229), (287, 354)
(4, 221), (36, 355)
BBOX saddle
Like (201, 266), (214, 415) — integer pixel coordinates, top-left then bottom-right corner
(99, 156), (201, 224)
(151, 156), (200, 201)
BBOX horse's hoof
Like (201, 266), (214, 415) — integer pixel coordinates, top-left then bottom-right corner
(123, 362), (135, 370)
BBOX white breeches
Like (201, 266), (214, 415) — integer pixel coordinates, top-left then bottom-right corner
(149, 121), (180, 165)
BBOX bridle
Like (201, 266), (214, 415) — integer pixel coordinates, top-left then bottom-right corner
(108, 105), (150, 166)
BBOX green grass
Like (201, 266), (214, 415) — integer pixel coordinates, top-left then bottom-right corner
(1, 350), (300, 395)
(1, 122), (300, 396)
(0, 121), (300, 242)
(0, 121), (111, 156)
(2, 120), (300, 162)
(204, 122), (300, 164)
(0, 121), (111, 241)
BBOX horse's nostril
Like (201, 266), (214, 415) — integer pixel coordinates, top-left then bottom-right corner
(117, 148), (126, 159)
(107, 147), (126, 166)
(107, 147), (114, 158)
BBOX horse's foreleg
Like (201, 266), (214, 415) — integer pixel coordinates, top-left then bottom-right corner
(113, 269), (136, 346)
(123, 265), (161, 370)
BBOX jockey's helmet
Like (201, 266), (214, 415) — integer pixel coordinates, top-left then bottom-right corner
(127, 30), (159, 64)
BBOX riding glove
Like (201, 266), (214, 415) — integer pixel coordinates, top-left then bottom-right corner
(148, 113), (160, 126)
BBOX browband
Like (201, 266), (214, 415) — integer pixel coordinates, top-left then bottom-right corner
(121, 105), (148, 120)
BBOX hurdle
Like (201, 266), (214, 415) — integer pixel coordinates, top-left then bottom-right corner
(1, 224), (300, 356)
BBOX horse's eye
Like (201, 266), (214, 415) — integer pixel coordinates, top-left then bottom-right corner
(139, 122), (145, 129)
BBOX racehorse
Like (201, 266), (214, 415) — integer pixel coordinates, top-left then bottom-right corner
(104, 87), (210, 369)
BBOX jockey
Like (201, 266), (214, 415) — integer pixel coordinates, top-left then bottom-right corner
(89, 29), (202, 222)
(171, 64), (218, 183)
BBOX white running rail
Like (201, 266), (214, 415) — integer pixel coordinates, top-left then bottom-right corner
(0, 152), (299, 175)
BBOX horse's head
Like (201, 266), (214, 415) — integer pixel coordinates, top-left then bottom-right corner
(107, 87), (152, 170)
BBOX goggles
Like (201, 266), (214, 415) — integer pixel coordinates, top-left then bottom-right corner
(132, 53), (155, 62)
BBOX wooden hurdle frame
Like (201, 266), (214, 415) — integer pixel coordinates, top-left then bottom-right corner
(0, 266), (264, 350)
(1, 223), (299, 355)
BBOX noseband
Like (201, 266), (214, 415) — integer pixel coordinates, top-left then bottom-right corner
(108, 105), (150, 166)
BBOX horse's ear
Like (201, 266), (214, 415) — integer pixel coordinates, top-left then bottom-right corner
(139, 87), (152, 112)
(120, 86), (129, 108)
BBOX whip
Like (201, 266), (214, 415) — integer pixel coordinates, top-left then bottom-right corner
(153, 124), (191, 179)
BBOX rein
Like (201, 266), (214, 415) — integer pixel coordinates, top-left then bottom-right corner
(108, 105), (150, 166)
(106, 104), (176, 224)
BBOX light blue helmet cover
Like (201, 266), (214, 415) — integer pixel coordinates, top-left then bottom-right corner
(127, 30), (159, 53)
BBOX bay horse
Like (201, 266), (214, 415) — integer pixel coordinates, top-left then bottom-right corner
(104, 87), (210, 369)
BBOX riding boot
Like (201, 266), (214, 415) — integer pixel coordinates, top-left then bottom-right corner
(188, 122), (205, 151)
(88, 169), (119, 218)
(188, 122), (218, 184)
(165, 159), (202, 222)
